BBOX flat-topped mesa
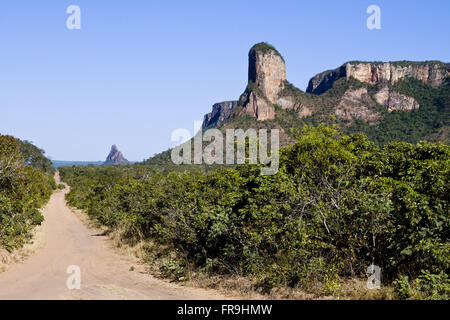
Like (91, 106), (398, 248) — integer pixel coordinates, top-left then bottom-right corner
(307, 61), (449, 94)
(104, 145), (129, 165)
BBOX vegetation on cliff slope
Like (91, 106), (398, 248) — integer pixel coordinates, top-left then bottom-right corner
(250, 42), (285, 61)
(226, 76), (450, 148)
(60, 126), (449, 299)
(346, 78), (450, 145)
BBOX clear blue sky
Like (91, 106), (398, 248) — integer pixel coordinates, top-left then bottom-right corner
(0, 0), (448, 161)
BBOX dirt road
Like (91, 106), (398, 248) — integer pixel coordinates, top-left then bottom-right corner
(0, 173), (227, 300)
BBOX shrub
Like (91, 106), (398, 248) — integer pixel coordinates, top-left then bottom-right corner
(0, 135), (54, 250)
(59, 126), (450, 297)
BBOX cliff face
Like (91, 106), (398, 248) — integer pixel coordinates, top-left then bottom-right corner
(306, 66), (346, 95)
(200, 43), (448, 139)
(335, 88), (381, 124)
(374, 87), (419, 112)
(345, 62), (448, 87)
(202, 101), (238, 129)
(201, 43), (286, 126)
(248, 44), (286, 103)
(104, 145), (129, 165)
(307, 62), (449, 94)
(239, 89), (275, 121)
(238, 43), (288, 121)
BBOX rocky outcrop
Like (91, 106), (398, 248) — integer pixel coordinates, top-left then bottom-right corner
(202, 101), (238, 129)
(201, 43), (285, 126)
(374, 87), (419, 112)
(237, 43), (288, 121)
(104, 145), (129, 165)
(201, 43), (447, 129)
(345, 62), (447, 87)
(306, 66), (346, 95)
(239, 89), (275, 121)
(335, 88), (381, 124)
(248, 43), (286, 104)
(307, 61), (449, 94)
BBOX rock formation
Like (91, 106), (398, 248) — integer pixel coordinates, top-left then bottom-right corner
(307, 61), (449, 94)
(335, 88), (381, 124)
(201, 42), (448, 130)
(104, 145), (129, 165)
(238, 43), (287, 121)
(374, 87), (419, 112)
(202, 43), (288, 126)
(247, 44), (287, 103)
(239, 88), (275, 121)
(306, 66), (346, 95)
(202, 101), (238, 129)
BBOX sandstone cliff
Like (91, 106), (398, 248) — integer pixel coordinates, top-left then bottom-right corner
(373, 87), (419, 112)
(202, 101), (238, 129)
(148, 44), (448, 165)
(238, 43), (287, 121)
(307, 61), (449, 94)
(200, 43), (448, 142)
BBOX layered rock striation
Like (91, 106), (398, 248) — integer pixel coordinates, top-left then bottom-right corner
(307, 61), (449, 94)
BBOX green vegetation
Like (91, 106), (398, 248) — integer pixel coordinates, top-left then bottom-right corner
(250, 42), (285, 61)
(147, 73), (449, 165)
(0, 135), (55, 250)
(60, 126), (449, 299)
(276, 76), (450, 147)
(19, 140), (55, 175)
(346, 78), (450, 145)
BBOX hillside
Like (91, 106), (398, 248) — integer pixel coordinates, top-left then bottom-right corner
(204, 43), (449, 144)
(145, 43), (448, 164)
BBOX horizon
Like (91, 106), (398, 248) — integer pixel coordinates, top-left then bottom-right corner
(1, 1), (449, 161)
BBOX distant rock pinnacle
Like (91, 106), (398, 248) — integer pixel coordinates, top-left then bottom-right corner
(104, 145), (129, 165)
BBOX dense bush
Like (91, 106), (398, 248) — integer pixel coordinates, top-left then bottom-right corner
(0, 135), (55, 250)
(60, 126), (449, 298)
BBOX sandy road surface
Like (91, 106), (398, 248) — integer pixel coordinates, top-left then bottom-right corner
(0, 173), (227, 300)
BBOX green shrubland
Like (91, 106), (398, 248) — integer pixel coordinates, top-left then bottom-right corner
(0, 135), (55, 250)
(60, 126), (449, 299)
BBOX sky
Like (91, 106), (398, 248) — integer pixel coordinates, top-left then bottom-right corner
(0, 0), (449, 161)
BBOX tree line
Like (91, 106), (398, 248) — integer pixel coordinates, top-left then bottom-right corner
(0, 135), (55, 250)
